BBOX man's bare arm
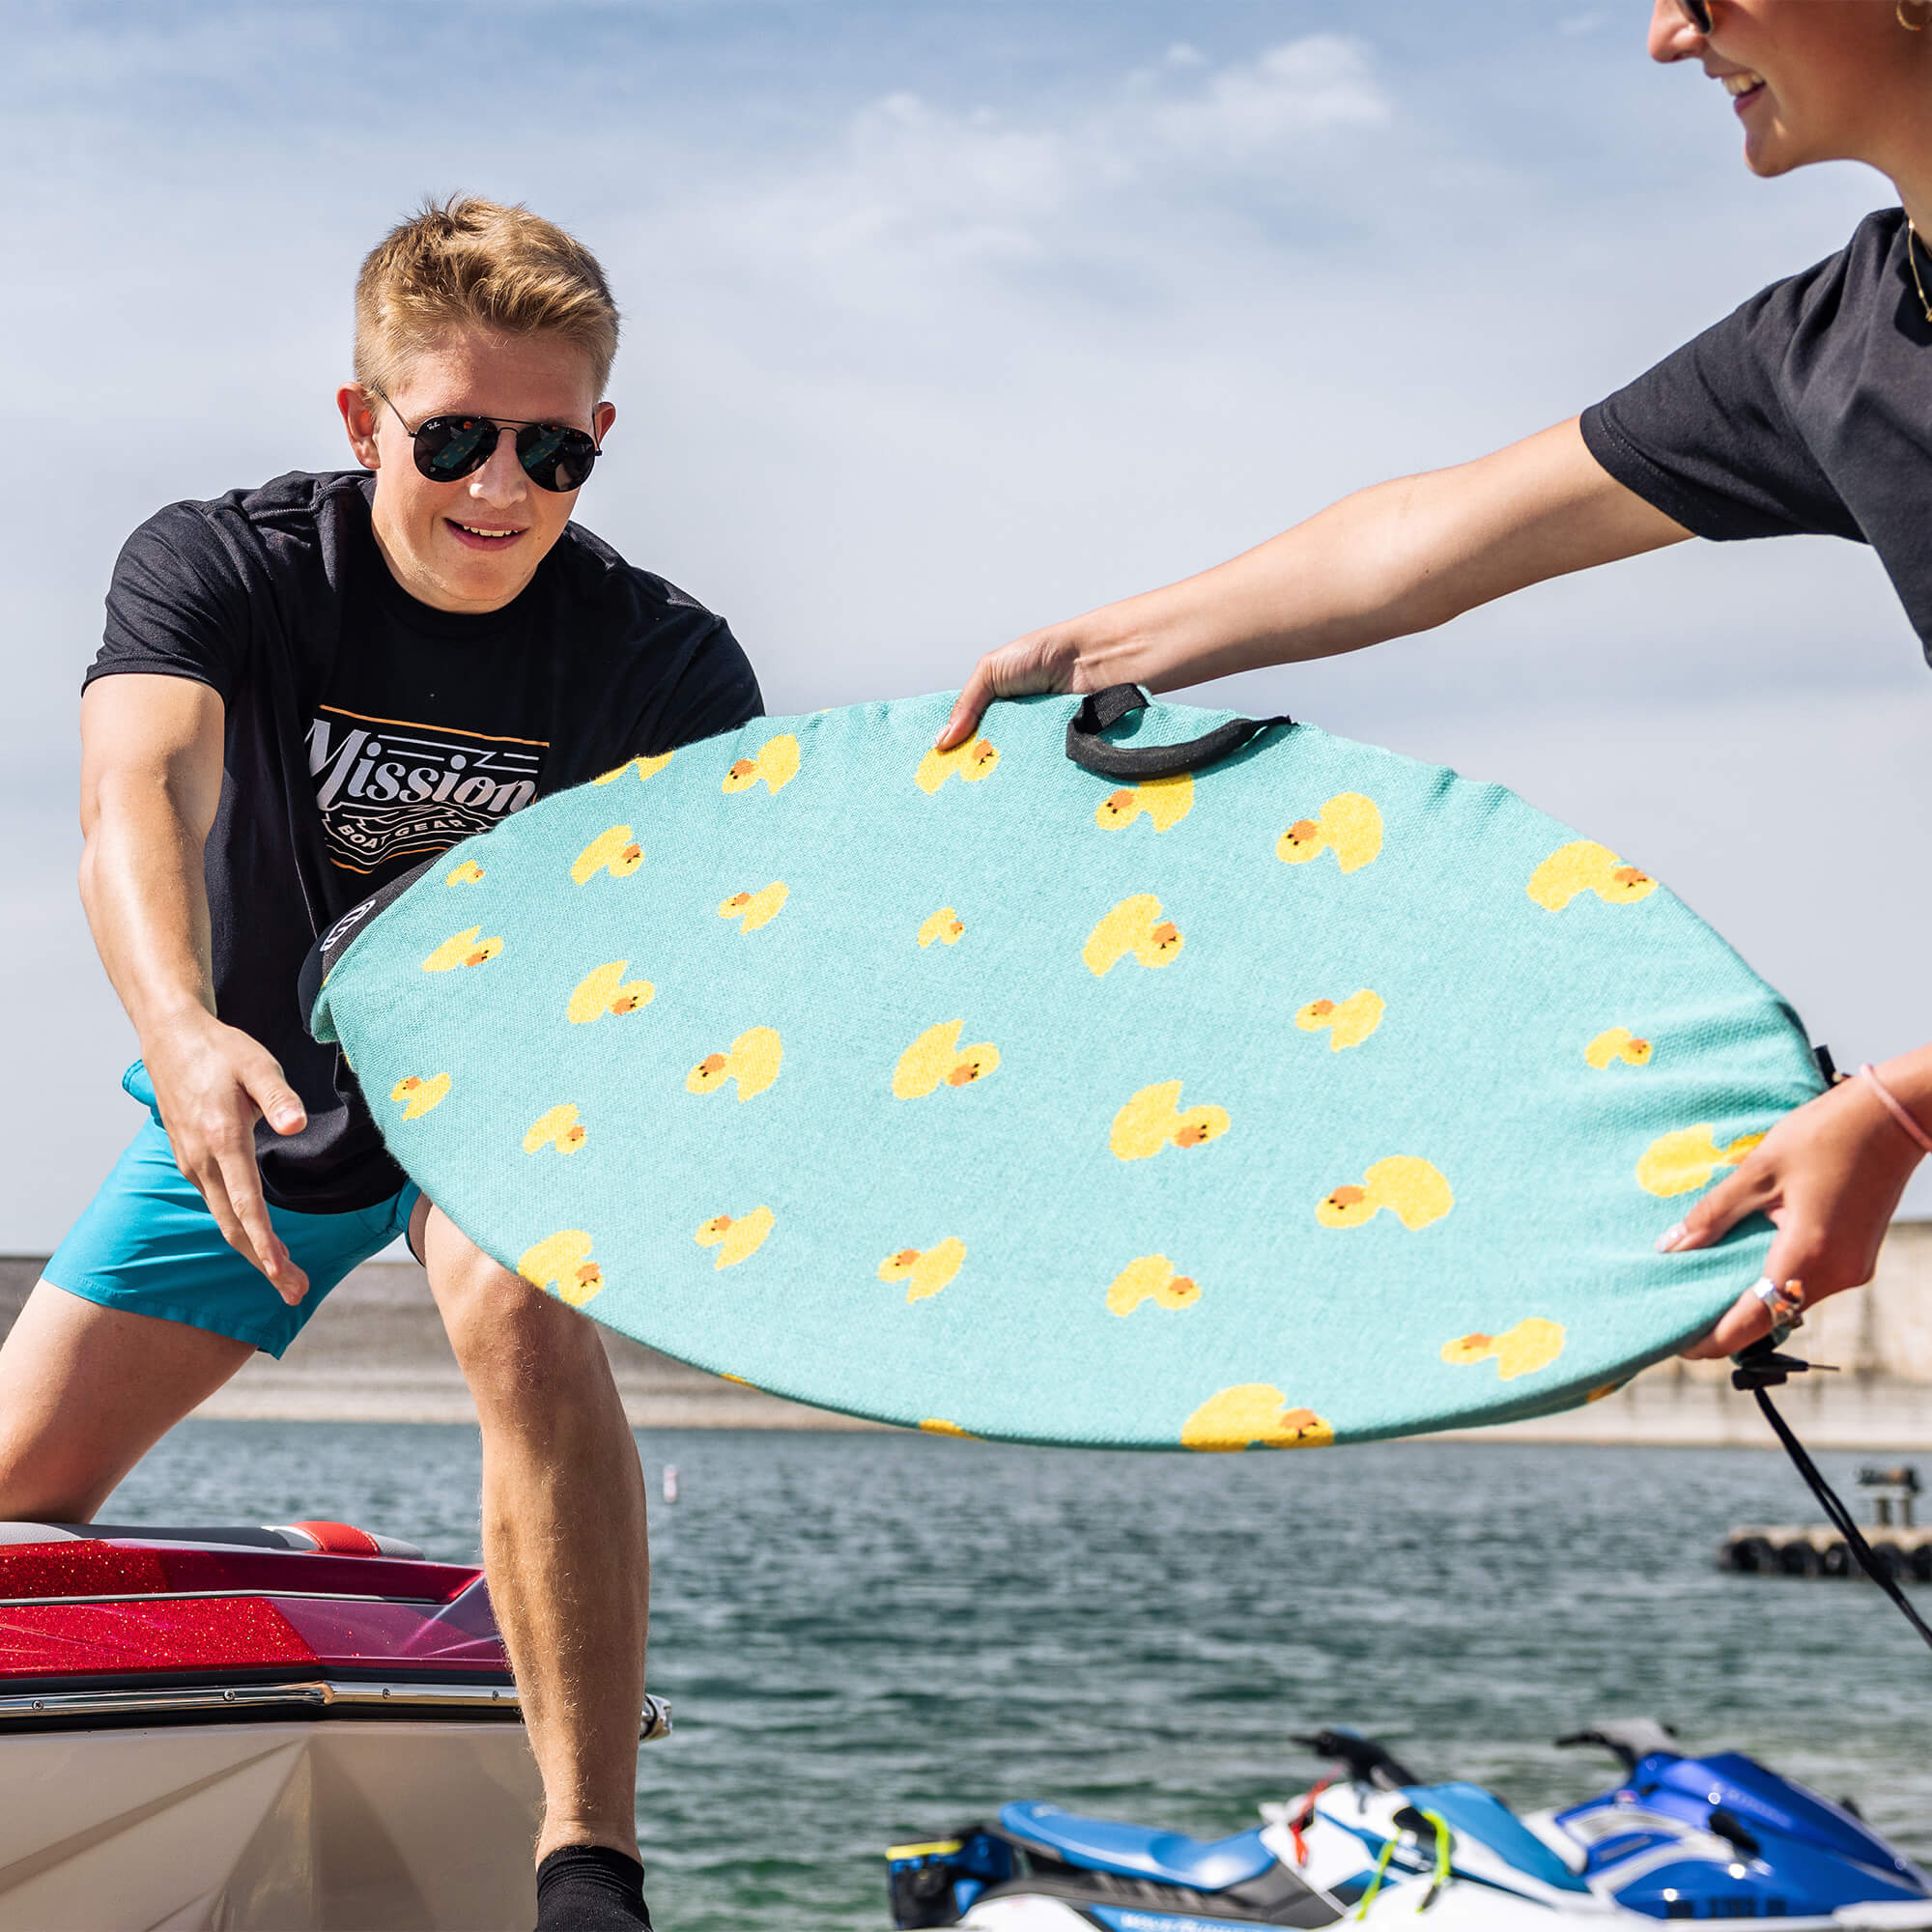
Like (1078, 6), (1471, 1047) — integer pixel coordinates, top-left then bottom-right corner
(940, 418), (1692, 745)
(78, 674), (310, 1301)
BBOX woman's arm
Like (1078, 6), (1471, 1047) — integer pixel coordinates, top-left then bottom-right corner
(938, 417), (1691, 747)
(78, 673), (311, 1303)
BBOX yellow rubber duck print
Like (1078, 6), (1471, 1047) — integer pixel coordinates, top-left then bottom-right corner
(1441, 1317), (1566, 1381)
(423, 926), (503, 972)
(687, 1026), (784, 1101)
(571, 825), (644, 883)
(1108, 1080), (1230, 1161)
(523, 1103), (587, 1155)
(894, 1020), (1001, 1097)
(1295, 989), (1384, 1052)
(1317, 1155), (1453, 1230)
(1106, 1255), (1201, 1317)
(517, 1230), (605, 1307)
(877, 1237), (967, 1303)
(696, 1206), (776, 1270)
(918, 907), (966, 948)
(719, 883), (789, 934)
(389, 1073), (450, 1120)
(1527, 840), (1657, 911)
(1276, 793), (1382, 873)
(914, 736), (1000, 794)
(444, 859), (485, 886)
(1180, 1385), (1333, 1452)
(567, 961), (655, 1024)
(592, 751), (674, 786)
(1585, 1026), (1654, 1069)
(1094, 773), (1193, 833)
(723, 734), (800, 796)
(1082, 895), (1184, 977)
(1637, 1124), (1765, 1198)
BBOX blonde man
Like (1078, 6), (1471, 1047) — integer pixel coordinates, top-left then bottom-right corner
(0, 198), (752, 1930)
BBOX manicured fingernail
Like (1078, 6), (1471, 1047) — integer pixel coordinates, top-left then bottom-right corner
(1655, 1223), (1686, 1253)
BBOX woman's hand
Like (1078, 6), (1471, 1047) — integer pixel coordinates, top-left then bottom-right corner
(1671, 1062), (1928, 1359)
(935, 621), (1096, 753)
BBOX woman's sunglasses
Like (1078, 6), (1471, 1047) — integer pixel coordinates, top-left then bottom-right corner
(376, 394), (602, 494)
(1676, 0), (1714, 31)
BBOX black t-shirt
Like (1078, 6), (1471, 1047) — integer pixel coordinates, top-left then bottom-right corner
(88, 469), (762, 1212)
(1581, 206), (1932, 668)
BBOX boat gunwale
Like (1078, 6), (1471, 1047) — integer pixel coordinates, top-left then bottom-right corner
(0, 1680), (673, 1735)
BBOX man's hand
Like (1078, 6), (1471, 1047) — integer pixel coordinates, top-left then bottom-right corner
(142, 1010), (311, 1304)
(1670, 1066), (1927, 1359)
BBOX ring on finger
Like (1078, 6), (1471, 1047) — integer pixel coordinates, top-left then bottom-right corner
(1751, 1275), (1806, 1344)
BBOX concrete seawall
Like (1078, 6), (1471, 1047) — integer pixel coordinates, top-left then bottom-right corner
(5, 1224), (1930, 1446)
(0, 1254), (874, 1433)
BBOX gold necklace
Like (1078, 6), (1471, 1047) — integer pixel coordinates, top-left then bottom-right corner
(1909, 220), (1932, 324)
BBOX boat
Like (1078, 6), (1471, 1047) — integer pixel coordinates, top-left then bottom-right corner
(887, 1720), (1932, 1928)
(0, 1517), (670, 1930)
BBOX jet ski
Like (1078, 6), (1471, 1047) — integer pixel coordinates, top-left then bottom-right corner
(887, 1720), (1932, 1928)
(0, 1517), (671, 1931)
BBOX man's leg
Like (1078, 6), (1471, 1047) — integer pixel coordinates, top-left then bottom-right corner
(415, 1200), (650, 1869)
(0, 1283), (254, 1520)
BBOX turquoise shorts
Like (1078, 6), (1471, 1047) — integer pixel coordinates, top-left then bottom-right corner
(42, 1062), (421, 1357)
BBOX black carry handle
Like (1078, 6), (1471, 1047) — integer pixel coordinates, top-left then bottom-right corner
(1063, 684), (1292, 781)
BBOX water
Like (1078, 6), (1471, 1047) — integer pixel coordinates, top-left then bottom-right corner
(103, 1424), (1932, 1930)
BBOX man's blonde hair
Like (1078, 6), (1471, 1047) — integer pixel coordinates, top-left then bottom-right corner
(355, 196), (620, 405)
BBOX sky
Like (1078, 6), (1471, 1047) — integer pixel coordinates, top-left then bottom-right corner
(2, 0), (1928, 1247)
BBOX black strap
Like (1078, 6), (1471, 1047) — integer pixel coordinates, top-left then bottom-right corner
(297, 855), (438, 1035)
(1064, 685), (1292, 781)
(1733, 1342), (1932, 1654)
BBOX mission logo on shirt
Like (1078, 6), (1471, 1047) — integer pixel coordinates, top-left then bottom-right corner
(307, 706), (546, 876)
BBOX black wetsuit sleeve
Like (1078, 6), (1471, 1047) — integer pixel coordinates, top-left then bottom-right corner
(89, 501), (255, 699)
(1579, 280), (1865, 546)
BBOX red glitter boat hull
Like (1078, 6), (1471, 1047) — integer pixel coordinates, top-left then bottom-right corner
(0, 1518), (626, 1930)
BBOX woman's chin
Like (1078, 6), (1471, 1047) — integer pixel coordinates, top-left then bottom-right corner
(1741, 128), (1799, 180)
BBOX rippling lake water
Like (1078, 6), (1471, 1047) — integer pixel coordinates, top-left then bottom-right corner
(103, 1423), (1932, 1931)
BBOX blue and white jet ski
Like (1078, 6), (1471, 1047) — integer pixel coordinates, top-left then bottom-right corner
(886, 1721), (1932, 1929)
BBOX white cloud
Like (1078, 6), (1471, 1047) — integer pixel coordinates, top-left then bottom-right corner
(1150, 37), (1390, 163)
(708, 36), (1389, 295)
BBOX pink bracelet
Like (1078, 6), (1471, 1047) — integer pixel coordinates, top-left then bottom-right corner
(1860, 1064), (1932, 1156)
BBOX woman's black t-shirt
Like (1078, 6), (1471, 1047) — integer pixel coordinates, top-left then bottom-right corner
(1581, 206), (1932, 668)
(88, 469), (763, 1212)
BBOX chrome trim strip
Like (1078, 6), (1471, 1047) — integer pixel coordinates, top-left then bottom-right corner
(0, 1591), (435, 1609)
(0, 1682), (673, 1738)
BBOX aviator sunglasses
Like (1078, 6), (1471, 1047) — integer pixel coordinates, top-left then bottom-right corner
(374, 393), (603, 493)
(1675, 0), (1714, 30)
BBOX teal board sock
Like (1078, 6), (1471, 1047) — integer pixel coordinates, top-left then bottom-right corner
(310, 689), (1822, 1451)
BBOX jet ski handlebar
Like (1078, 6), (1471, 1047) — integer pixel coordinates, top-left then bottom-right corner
(1553, 1719), (1682, 1774)
(1291, 1730), (1421, 1790)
